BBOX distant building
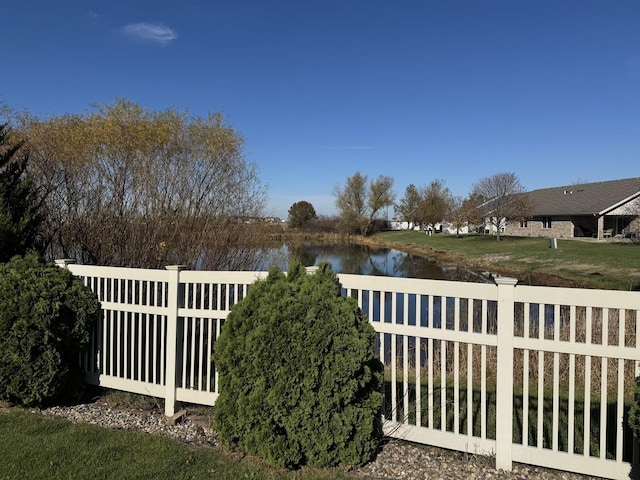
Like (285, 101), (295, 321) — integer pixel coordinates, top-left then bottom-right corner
(504, 177), (640, 240)
(389, 220), (421, 231)
(441, 222), (470, 235)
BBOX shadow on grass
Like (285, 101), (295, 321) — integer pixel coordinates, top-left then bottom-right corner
(384, 379), (637, 463)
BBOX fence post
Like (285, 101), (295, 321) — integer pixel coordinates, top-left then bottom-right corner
(494, 276), (518, 471)
(164, 265), (186, 417)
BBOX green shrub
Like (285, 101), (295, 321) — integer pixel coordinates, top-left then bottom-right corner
(0, 254), (100, 406)
(212, 262), (383, 468)
(0, 125), (44, 262)
(629, 375), (640, 438)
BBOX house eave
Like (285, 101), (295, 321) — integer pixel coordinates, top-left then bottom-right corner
(597, 191), (640, 216)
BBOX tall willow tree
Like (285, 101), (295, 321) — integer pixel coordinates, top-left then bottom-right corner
(334, 172), (395, 236)
(13, 100), (267, 269)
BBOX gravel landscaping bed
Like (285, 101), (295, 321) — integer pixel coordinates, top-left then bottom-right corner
(40, 402), (603, 480)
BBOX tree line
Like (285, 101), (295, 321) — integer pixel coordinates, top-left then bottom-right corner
(290, 171), (531, 240)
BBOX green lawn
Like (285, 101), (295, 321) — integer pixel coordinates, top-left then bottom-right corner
(0, 409), (352, 480)
(371, 231), (640, 290)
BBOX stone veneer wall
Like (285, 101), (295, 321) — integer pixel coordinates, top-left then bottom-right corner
(504, 218), (575, 238)
(628, 217), (640, 235)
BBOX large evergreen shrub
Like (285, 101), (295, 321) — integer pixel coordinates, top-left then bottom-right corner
(0, 125), (43, 262)
(0, 254), (100, 406)
(212, 262), (383, 468)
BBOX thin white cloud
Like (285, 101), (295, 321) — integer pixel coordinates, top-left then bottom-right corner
(121, 22), (177, 45)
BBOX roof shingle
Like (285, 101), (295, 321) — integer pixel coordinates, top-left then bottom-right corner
(526, 177), (640, 216)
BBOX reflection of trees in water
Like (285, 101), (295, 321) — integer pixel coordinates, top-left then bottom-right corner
(254, 245), (289, 271)
(288, 244), (317, 268)
(389, 252), (447, 280)
(253, 243), (488, 282)
(300, 244), (488, 282)
(305, 244), (376, 276)
(391, 252), (487, 282)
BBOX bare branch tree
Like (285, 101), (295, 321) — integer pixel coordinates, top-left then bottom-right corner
(472, 172), (530, 241)
(13, 99), (268, 269)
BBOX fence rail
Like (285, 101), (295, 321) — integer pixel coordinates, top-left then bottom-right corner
(55, 259), (640, 479)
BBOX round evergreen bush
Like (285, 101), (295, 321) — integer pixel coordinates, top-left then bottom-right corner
(0, 254), (100, 406)
(212, 262), (383, 468)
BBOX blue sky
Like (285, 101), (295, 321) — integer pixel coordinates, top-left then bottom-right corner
(2, 1), (639, 218)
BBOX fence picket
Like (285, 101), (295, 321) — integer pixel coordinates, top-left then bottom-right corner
(428, 337), (434, 429)
(584, 355), (591, 457)
(568, 350), (575, 454)
(416, 336), (422, 427)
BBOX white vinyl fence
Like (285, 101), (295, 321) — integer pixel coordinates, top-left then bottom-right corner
(55, 260), (640, 479)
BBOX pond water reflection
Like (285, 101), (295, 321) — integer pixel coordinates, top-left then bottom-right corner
(255, 243), (491, 283)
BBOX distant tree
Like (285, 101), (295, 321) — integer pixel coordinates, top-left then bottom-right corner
(419, 179), (453, 232)
(472, 172), (530, 241)
(394, 184), (421, 227)
(287, 201), (317, 228)
(334, 172), (368, 235)
(463, 192), (487, 227)
(448, 196), (465, 236)
(367, 175), (395, 226)
(449, 193), (485, 235)
(0, 125), (43, 262)
(334, 172), (395, 236)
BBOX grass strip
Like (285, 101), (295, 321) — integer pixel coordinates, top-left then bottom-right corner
(0, 409), (351, 480)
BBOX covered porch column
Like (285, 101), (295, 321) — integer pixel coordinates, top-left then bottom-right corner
(596, 214), (604, 240)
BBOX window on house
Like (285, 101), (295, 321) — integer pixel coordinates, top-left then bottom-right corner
(542, 217), (552, 229)
(519, 220), (528, 228)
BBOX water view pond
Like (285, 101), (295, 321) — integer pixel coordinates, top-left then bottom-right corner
(255, 243), (491, 283)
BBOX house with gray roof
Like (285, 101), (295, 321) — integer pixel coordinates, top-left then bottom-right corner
(503, 177), (640, 240)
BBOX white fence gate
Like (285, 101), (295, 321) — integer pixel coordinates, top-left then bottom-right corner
(55, 260), (640, 479)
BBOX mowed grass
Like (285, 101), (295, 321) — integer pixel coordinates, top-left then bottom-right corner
(0, 409), (352, 480)
(371, 231), (640, 290)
